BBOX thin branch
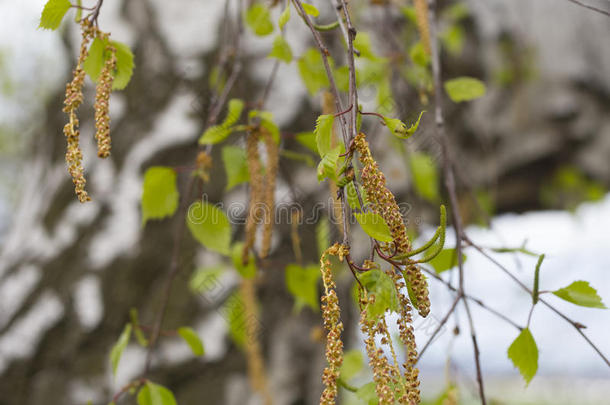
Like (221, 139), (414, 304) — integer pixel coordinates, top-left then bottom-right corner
(428, 0), (486, 401)
(417, 295), (461, 361)
(466, 238), (610, 368)
(564, 0), (610, 17)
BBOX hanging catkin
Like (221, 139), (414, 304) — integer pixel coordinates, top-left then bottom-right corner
(354, 132), (430, 317)
(243, 130), (264, 264)
(94, 37), (116, 158)
(260, 130), (278, 259)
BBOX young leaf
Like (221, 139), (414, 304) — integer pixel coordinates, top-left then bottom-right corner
(199, 126), (234, 145)
(346, 181), (361, 210)
(222, 99), (245, 128)
(280, 150), (315, 167)
(285, 264), (320, 312)
(314, 114), (335, 157)
(358, 268), (400, 320)
(340, 350), (364, 382)
(110, 41), (135, 90)
(109, 324), (132, 376)
(223, 291), (247, 348)
(356, 382), (378, 405)
(316, 218), (330, 259)
(302, 3), (320, 17)
(353, 32), (379, 61)
(222, 146), (249, 190)
(177, 327), (205, 356)
(533, 254), (545, 305)
(409, 41), (429, 67)
(245, 4), (274, 36)
(383, 117), (408, 137)
(354, 212), (393, 243)
(298, 48), (331, 95)
(269, 35), (293, 63)
(83, 37), (107, 82)
(130, 308), (148, 347)
(507, 328), (538, 385)
(231, 242), (257, 279)
(409, 151), (440, 203)
(189, 265), (226, 294)
(279, 4), (291, 30)
(137, 381), (177, 405)
(186, 201), (232, 255)
(552, 281), (607, 309)
(295, 131), (317, 153)
(141, 167), (179, 226)
(444, 77), (486, 102)
(39, 0), (71, 30)
(316, 145), (341, 182)
(429, 248), (467, 274)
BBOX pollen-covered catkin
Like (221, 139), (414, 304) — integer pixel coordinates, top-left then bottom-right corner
(354, 132), (430, 318)
(319, 243), (349, 405)
(260, 131), (278, 259)
(63, 21), (95, 203)
(414, 0), (431, 55)
(243, 130), (263, 264)
(94, 39), (116, 158)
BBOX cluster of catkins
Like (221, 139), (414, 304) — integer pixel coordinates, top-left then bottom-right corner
(354, 132), (430, 318)
(242, 128), (279, 263)
(63, 20), (116, 202)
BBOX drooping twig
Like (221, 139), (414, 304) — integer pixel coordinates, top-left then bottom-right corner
(563, 0), (610, 17)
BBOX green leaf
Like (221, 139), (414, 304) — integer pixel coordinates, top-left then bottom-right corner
(298, 48), (331, 95)
(186, 201), (232, 255)
(409, 151), (440, 203)
(316, 145), (341, 182)
(83, 37), (107, 82)
(295, 131), (317, 154)
(356, 382), (378, 405)
(409, 41), (429, 67)
(177, 327), (205, 356)
(39, 0), (71, 30)
(246, 4), (274, 36)
(354, 212), (393, 243)
(130, 308), (148, 347)
(110, 324), (132, 376)
(223, 291), (247, 348)
(429, 248), (467, 274)
(353, 32), (379, 61)
(74, 0), (82, 22)
(316, 218), (330, 259)
(340, 350), (364, 382)
(552, 281), (607, 309)
(269, 35), (293, 63)
(110, 41), (135, 90)
(231, 242), (257, 279)
(444, 77), (486, 102)
(314, 114), (335, 157)
(279, 4), (291, 30)
(302, 3), (319, 17)
(383, 117), (408, 137)
(507, 328), (538, 385)
(141, 167), (179, 226)
(137, 382), (177, 405)
(189, 265), (226, 293)
(222, 146), (249, 190)
(200, 126), (233, 145)
(441, 25), (465, 56)
(358, 268), (400, 320)
(222, 99), (245, 128)
(533, 254), (544, 305)
(346, 181), (361, 210)
(334, 65), (351, 93)
(285, 264), (320, 312)
(280, 150), (315, 167)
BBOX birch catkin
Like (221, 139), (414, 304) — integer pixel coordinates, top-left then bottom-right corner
(94, 39), (116, 158)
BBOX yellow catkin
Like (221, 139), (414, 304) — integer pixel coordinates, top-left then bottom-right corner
(63, 21), (95, 203)
(195, 151), (213, 183)
(94, 38), (116, 158)
(260, 131), (278, 259)
(360, 296), (396, 405)
(354, 133), (430, 317)
(319, 243), (349, 405)
(243, 130), (263, 264)
(413, 0), (431, 55)
(240, 278), (273, 405)
(392, 273), (421, 404)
